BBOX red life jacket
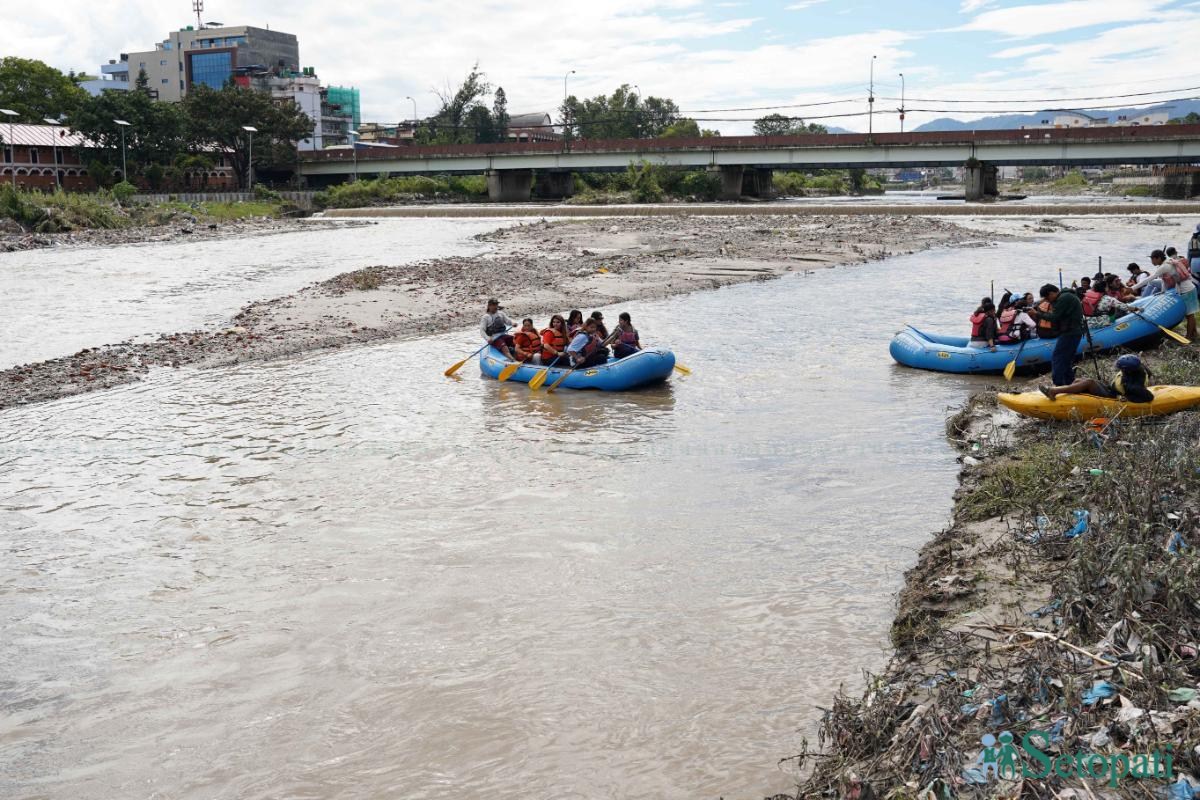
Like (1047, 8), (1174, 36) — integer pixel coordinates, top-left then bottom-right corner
(617, 326), (639, 346)
(997, 307), (1017, 334)
(513, 330), (540, 361)
(1082, 289), (1104, 316)
(970, 312), (987, 338)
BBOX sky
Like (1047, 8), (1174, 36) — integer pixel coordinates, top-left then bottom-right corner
(3, 0), (1200, 134)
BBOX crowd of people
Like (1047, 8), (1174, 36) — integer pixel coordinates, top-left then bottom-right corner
(480, 299), (642, 370)
(968, 234), (1200, 395)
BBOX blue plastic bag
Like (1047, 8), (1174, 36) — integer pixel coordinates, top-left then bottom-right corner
(1082, 680), (1116, 706)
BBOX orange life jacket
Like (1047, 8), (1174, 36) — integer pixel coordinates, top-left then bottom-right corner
(970, 311), (988, 338)
(513, 330), (540, 360)
(541, 327), (568, 361)
(1082, 289), (1104, 316)
(1036, 300), (1058, 336)
(998, 307), (1017, 334)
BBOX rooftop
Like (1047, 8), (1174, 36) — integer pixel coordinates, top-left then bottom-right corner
(0, 123), (93, 148)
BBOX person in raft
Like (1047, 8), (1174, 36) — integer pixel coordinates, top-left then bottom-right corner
(566, 309), (585, 336)
(540, 314), (570, 367)
(481, 298), (517, 360)
(1033, 283), (1085, 386)
(512, 318), (543, 364)
(566, 318), (610, 369)
(589, 310), (609, 339)
(1133, 249), (1198, 340)
(612, 312), (642, 358)
(1039, 354), (1154, 404)
(969, 298), (999, 350)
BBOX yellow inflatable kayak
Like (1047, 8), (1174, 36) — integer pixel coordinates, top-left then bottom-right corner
(998, 385), (1200, 420)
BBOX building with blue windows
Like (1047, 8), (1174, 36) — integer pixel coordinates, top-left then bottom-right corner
(99, 24), (299, 102)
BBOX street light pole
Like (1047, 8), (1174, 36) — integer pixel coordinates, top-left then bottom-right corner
(0, 109), (17, 188)
(868, 55), (877, 137)
(899, 73), (906, 134)
(348, 128), (359, 181)
(42, 117), (62, 190)
(113, 119), (130, 183)
(405, 95), (417, 125)
(242, 125), (258, 191)
(632, 83), (642, 138)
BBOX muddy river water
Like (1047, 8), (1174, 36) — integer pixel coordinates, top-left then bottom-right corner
(1, 215), (1192, 799)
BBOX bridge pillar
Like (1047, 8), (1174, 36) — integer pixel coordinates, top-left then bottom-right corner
(742, 168), (775, 199)
(710, 165), (744, 200)
(486, 169), (533, 202)
(533, 170), (574, 199)
(1162, 171), (1199, 199)
(964, 161), (999, 202)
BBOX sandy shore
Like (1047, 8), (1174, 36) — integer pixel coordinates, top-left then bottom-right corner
(0, 216), (369, 253)
(0, 213), (988, 410)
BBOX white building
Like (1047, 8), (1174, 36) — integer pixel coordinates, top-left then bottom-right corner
(1111, 110), (1170, 126)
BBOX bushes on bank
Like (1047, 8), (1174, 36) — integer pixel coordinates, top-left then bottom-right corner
(313, 174), (489, 209)
(0, 186), (131, 232)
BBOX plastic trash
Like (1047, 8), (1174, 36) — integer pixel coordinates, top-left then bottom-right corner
(1088, 468), (1104, 476)
(960, 703), (979, 716)
(1167, 776), (1200, 800)
(1063, 509), (1090, 539)
(961, 766), (990, 785)
(989, 694), (1009, 727)
(1168, 687), (1198, 704)
(1168, 531), (1189, 555)
(1082, 680), (1117, 706)
(1029, 599), (1063, 619)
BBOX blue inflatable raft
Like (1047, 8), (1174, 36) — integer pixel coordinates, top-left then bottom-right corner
(890, 290), (1186, 375)
(479, 346), (676, 390)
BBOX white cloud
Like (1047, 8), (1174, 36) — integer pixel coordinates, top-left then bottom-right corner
(991, 43), (1055, 59)
(785, 1), (828, 9)
(958, 0), (1181, 37)
(959, 0), (995, 11)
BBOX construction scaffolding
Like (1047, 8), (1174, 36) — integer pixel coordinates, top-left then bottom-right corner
(325, 86), (361, 130)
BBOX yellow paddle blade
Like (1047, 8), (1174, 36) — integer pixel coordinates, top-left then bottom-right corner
(673, 362), (691, 375)
(1161, 325), (1191, 345)
(546, 370), (572, 393)
(444, 358), (469, 377)
(1003, 359), (1017, 382)
(497, 362), (521, 382)
(528, 368), (548, 391)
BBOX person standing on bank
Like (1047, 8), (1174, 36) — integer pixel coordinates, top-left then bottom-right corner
(481, 298), (517, 360)
(1034, 283), (1085, 386)
(1135, 249), (1198, 340)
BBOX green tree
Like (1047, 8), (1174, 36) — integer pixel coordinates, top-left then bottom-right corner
(182, 84), (313, 188)
(0, 57), (87, 122)
(418, 63), (507, 145)
(1169, 111), (1200, 124)
(661, 118), (719, 138)
(752, 113), (828, 136)
(492, 87), (509, 142)
(560, 85), (685, 140)
(70, 86), (189, 177)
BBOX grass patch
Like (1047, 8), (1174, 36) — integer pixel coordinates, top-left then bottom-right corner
(197, 200), (282, 221)
(1, 186), (132, 232)
(314, 174), (488, 209)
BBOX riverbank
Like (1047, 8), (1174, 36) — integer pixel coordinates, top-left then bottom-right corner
(324, 202), (1200, 219)
(0, 213), (987, 410)
(785, 344), (1200, 799)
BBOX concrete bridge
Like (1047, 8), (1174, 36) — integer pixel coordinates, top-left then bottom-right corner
(298, 124), (1200, 202)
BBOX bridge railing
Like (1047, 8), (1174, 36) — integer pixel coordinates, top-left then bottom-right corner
(298, 124), (1200, 164)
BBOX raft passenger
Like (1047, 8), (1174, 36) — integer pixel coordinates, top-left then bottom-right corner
(540, 315), (570, 367)
(997, 297), (1036, 343)
(512, 318), (543, 364)
(589, 311), (609, 339)
(969, 299), (999, 350)
(1039, 355), (1154, 404)
(1087, 277), (1135, 329)
(612, 312), (642, 358)
(566, 318), (609, 369)
(567, 310), (584, 336)
(481, 298), (517, 360)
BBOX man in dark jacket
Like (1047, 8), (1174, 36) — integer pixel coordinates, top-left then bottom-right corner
(1035, 283), (1084, 386)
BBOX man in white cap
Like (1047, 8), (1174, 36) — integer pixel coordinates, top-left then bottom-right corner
(1188, 223), (1200, 281)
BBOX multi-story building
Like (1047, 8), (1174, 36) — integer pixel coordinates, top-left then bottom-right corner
(100, 24), (299, 102)
(1111, 110), (1170, 127)
(248, 69), (355, 151)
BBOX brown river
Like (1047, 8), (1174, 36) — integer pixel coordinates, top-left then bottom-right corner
(1, 216), (1190, 799)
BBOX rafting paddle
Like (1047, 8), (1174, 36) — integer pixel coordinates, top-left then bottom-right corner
(528, 356), (561, 391)
(1003, 338), (1028, 382)
(445, 341), (492, 377)
(497, 361), (522, 382)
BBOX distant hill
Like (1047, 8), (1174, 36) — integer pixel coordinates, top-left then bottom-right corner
(912, 101), (1200, 132)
